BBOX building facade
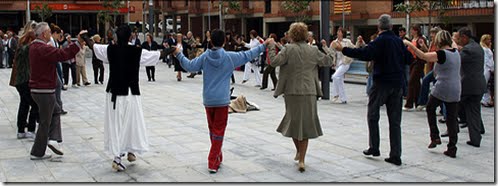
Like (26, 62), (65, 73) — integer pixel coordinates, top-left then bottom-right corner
(157, 0), (494, 42)
(0, 0), (130, 37)
(0, 0), (494, 43)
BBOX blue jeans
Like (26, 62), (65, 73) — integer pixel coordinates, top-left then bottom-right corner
(403, 64), (410, 97)
(417, 71), (435, 106)
(366, 73), (373, 95)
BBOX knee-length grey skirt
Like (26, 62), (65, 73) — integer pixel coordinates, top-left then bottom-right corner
(276, 95), (323, 140)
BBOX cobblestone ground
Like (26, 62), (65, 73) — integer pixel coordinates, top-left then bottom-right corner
(0, 60), (494, 182)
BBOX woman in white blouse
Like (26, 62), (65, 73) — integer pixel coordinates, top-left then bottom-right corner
(328, 27), (356, 104)
(480, 34), (494, 107)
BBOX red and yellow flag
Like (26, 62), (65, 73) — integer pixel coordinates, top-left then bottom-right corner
(334, 0), (351, 14)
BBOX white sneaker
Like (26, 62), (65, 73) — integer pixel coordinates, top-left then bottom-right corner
(416, 105), (426, 111)
(48, 140), (64, 155)
(30, 154), (52, 160)
(332, 99), (347, 104)
(332, 97), (339, 102)
(25, 132), (36, 141)
(63, 85), (68, 89)
(402, 107), (414, 112)
(72, 84), (79, 88)
(208, 168), (218, 174)
(17, 133), (26, 139)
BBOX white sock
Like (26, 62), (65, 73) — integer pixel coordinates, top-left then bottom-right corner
(114, 156), (121, 163)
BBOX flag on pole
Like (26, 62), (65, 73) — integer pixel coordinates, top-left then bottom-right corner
(333, 0), (351, 14)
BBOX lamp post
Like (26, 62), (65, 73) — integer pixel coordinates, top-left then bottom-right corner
(320, 0), (331, 100)
(26, 0), (31, 23)
(149, 0), (154, 36)
(342, 0), (345, 28)
(208, 0), (211, 31)
(127, 0), (130, 24)
(219, 0), (223, 30)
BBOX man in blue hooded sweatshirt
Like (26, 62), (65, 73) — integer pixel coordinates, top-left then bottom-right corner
(174, 29), (273, 173)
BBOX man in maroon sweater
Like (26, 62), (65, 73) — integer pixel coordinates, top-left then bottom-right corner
(29, 22), (83, 160)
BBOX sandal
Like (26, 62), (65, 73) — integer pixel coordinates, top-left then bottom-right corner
(112, 159), (126, 171)
(127, 153), (136, 162)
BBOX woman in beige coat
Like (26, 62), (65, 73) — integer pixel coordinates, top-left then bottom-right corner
(268, 22), (333, 172)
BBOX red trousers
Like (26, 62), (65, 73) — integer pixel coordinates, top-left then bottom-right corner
(205, 106), (229, 170)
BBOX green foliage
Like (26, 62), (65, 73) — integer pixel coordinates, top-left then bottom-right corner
(395, 0), (450, 15)
(282, 0), (313, 22)
(97, 0), (124, 26)
(227, 0), (241, 11)
(395, 0), (452, 26)
(34, 3), (52, 22)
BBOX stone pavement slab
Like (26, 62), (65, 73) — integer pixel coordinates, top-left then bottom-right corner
(0, 60), (494, 182)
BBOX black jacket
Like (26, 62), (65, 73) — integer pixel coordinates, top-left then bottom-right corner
(460, 40), (486, 96)
(141, 41), (164, 51)
(342, 30), (411, 88)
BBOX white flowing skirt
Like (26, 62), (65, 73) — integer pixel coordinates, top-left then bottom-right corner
(104, 92), (149, 156)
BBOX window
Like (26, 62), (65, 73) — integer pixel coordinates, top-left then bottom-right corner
(393, 0), (405, 11)
(265, 0), (271, 13)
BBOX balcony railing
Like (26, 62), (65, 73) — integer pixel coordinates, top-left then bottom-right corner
(443, 0), (494, 9)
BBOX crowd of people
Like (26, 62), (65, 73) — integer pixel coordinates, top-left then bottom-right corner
(0, 12), (494, 175)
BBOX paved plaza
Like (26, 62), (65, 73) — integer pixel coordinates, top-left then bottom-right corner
(0, 61), (494, 183)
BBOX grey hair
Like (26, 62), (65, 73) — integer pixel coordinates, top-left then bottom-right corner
(458, 27), (472, 38)
(34, 22), (49, 37)
(378, 14), (392, 31)
(308, 31), (313, 37)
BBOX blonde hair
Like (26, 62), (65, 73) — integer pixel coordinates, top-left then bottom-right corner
(480, 34), (492, 48)
(91, 34), (101, 42)
(288, 22), (308, 43)
(434, 30), (453, 49)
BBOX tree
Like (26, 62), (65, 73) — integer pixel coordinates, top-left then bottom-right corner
(282, 0), (313, 23)
(227, 0), (241, 12)
(97, 0), (124, 43)
(34, 3), (52, 22)
(395, 0), (451, 39)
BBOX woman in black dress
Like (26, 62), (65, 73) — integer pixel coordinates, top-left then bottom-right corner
(141, 33), (165, 81)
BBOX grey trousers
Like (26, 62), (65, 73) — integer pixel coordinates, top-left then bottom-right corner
(460, 95), (484, 145)
(30, 93), (62, 157)
(367, 83), (403, 159)
(55, 77), (64, 112)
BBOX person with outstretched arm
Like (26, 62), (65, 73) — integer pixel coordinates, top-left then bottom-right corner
(173, 29), (273, 174)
